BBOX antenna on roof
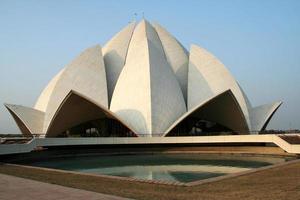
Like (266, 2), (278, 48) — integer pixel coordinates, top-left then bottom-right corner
(142, 12), (145, 19)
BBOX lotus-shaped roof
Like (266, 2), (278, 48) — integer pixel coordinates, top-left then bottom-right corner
(5, 20), (282, 137)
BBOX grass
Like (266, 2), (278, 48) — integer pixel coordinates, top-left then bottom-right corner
(0, 159), (300, 200)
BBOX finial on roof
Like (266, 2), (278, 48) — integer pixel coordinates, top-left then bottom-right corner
(134, 13), (138, 22)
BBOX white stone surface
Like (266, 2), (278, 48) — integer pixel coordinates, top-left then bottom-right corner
(5, 104), (45, 135)
(34, 68), (65, 112)
(164, 90), (248, 135)
(43, 45), (108, 133)
(153, 23), (189, 102)
(237, 83), (252, 109)
(110, 20), (186, 136)
(188, 44), (250, 128)
(46, 91), (137, 137)
(250, 101), (282, 132)
(5, 20), (282, 136)
(102, 22), (136, 105)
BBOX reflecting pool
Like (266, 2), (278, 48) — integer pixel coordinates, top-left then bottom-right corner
(24, 154), (290, 183)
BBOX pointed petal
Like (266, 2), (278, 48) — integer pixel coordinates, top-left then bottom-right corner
(110, 20), (186, 136)
(102, 22), (136, 104)
(188, 44), (250, 128)
(5, 104), (45, 136)
(153, 23), (189, 102)
(165, 90), (249, 135)
(46, 91), (137, 137)
(43, 45), (108, 133)
(34, 68), (65, 112)
(249, 101), (282, 132)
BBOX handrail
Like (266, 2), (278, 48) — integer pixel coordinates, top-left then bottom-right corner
(0, 134), (299, 155)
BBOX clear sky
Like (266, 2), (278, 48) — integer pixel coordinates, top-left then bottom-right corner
(0, 0), (299, 134)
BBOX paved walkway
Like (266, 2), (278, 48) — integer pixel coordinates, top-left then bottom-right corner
(0, 173), (132, 200)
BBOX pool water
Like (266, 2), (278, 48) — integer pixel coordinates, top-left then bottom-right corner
(24, 154), (289, 183)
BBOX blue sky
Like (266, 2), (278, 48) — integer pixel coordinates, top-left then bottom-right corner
(0, 0), (299, 133)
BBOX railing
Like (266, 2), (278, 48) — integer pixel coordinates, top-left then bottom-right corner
(1, 130), (300, 140)
(137, 130), (300, 137)
(0, 133), (300, 155)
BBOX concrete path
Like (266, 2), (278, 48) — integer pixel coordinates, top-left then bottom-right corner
(0, 173), (132, 200)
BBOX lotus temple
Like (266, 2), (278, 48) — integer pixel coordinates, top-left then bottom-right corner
(4, 19), (282, 138)
(1, 20), (300, 200)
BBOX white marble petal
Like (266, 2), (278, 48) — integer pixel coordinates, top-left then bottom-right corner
(153, 23), (189, 102)
(188, 44), (250, 129)
(249, 101), (282, 132)
(46, 91), (137, 137)
(43, 45), (108, 134)
(165, 90), (248, 135)
(110, 20), (186, 136)
(5, 104), (45, 136)
(102, 22), (136, 104)
(34, 68), (65, 112)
